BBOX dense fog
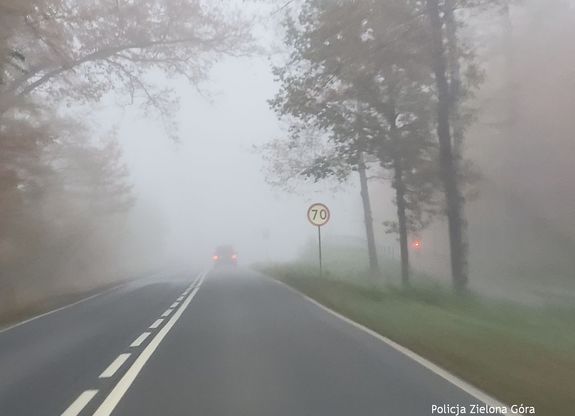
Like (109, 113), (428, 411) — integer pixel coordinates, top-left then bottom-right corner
(2, 0), (575, 319)
(410, 1), (575, 302)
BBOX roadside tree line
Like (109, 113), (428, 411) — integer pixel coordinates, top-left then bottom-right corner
(0, 0), (251, 316)
(264, 0), (521, 292)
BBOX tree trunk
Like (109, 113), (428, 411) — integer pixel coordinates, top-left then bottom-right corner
(444, 0), (464, 159)
(357, 152), (380, 278)
(386, 103), (410, 288)
(393, 152), (410, 288)
(427, 0), (468, 293)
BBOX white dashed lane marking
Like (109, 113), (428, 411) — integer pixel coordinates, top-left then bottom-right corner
(99, 353), (131, 379)
(130, 332), (150, 348)
(60, 390), (98, 416)
(149, 319), (163, 329)
(58, 272), (207, 416)
(92, 272), (206, 416)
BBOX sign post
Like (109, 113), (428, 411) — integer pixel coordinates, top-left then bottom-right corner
(307, 203), (330, 277)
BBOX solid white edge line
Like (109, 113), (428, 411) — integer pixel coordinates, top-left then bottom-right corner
(0, 282), (128, 335)
(2, 270), (206, 334)
(272, 279), (517, 413)
(99, 353), (131, 379)
(130, 332), (151, 348)
(92, 272), (206, 416)
(61, 389), (98, 416)
(149, 319), (163, 329)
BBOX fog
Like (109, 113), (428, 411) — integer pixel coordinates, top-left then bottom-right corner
(94, 0), (575, 303)
(2, 3), (575, 414)
(105, 56), (366, 270)
(2, 0), (575, 319)
(410, 1), (575, 302)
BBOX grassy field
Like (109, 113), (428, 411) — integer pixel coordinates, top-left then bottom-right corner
(257, 260), (575, 416)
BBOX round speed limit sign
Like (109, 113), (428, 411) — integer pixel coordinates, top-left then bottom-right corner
(307, 203), (330, 227)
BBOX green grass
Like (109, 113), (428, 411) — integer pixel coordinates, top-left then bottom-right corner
(294, 241), (435, 287)
(258, 262), (575, 416)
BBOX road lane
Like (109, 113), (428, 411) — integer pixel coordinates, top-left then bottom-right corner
(0, 268), (501, 416)
(111, 268), (493, 416)
(92, 275), (205, 416)
(0, 272), (197, 416)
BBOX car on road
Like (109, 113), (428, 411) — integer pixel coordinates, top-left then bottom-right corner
(212, 245), (238, 267)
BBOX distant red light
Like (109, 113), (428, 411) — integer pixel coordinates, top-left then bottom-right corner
(412, 240), (422, 250)
(212, 255), (219, 261)
(231, 254), (238, 260)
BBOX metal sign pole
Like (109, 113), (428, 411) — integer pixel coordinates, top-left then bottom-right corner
(318, 225), (323, 278)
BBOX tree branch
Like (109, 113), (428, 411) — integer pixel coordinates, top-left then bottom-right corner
(14, 33), (232, 97)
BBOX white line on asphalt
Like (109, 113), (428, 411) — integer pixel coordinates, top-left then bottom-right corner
(92, 272), (206, 416)
(170, 302), (179, 308)
(272, 279), (513, 412)
(61, 390), (98, 416)
(149, 319), (163, 329)
(161, 309), (173, 318)
(99, 353), (131, 379)
(130, 332), (151, 348)
(0, 282), (128, 335)
(176, 296), (184, 301)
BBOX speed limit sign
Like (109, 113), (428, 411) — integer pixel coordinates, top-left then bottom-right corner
(307, 203), (330, 227)
(307, 203), (330, 278)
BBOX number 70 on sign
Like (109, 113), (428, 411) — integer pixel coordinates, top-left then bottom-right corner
(307, 203), (330, 227)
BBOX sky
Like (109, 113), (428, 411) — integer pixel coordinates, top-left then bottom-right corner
(71, 0), (575, 301)
(95, 54), (368, 269)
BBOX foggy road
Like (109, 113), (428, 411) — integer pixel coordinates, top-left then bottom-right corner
(0, 269), (499, 416)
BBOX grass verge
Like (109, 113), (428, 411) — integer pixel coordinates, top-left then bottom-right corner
(259, 262), (575, 416)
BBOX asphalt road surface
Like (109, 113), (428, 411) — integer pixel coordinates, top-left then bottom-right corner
(0, 268), (497, 416)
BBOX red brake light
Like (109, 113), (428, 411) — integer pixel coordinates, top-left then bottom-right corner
(212, 255), (219, 260)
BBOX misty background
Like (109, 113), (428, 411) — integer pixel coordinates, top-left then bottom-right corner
(105, 56), (365, 268)
(1, 0), (575, 320)
(114, 0), (574, 303)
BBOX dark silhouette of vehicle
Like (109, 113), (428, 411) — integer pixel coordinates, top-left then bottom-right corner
(212, 245), (238, 267)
